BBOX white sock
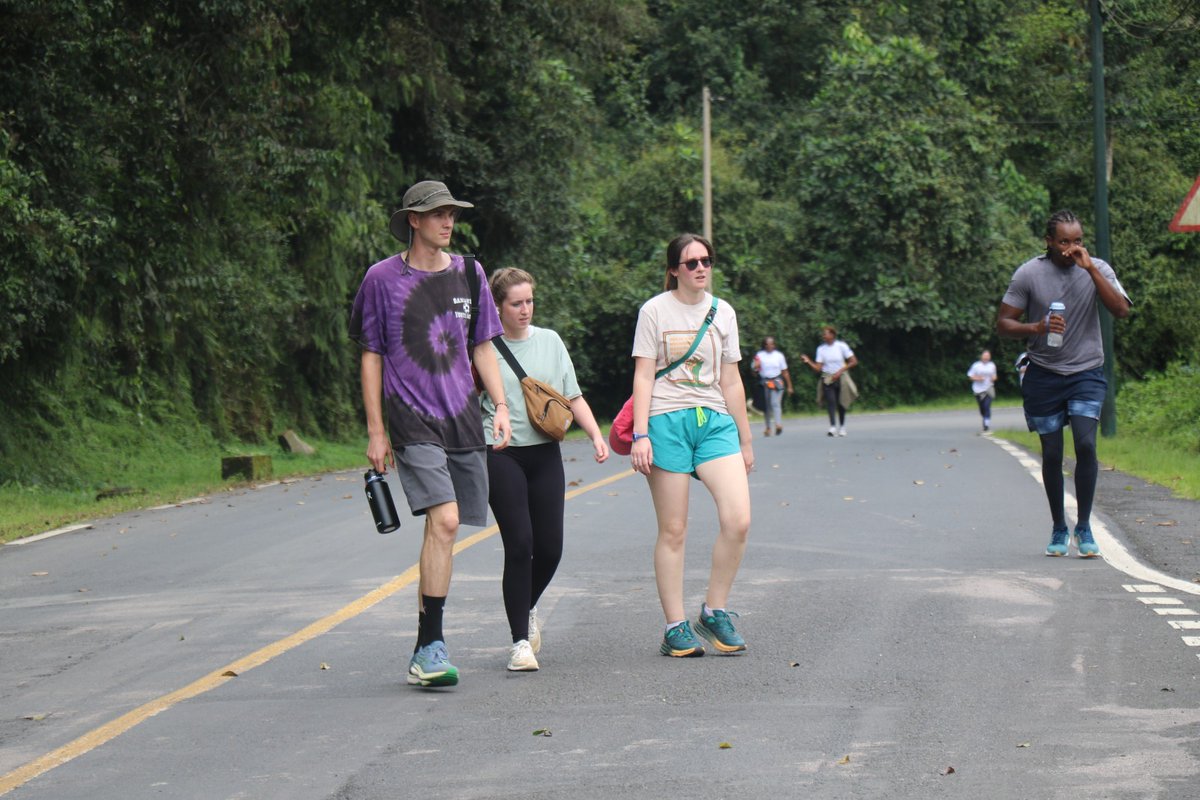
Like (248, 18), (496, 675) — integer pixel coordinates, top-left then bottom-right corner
(665, 620), (686, 634)
(703, 603), (724, 617)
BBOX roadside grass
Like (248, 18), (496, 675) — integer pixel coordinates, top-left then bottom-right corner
(993, 428), (1200, 501)
(1, 436), (365, 544)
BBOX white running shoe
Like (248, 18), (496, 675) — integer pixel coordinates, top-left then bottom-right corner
(838, 426), (847, 437)
(827, 425), (837, 437)
(528, 607), (541, 654)
(507, 639), (539, 671)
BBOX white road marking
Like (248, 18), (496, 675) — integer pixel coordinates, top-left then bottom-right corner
(1138, 597), (1185, 605)
(1123, 584), (1166, 592)
(1153, 608), (1197, 615)
(1182, 637), (1200, 647)
(1168, 620), (1200, 630)
(5, 524), (93, 545)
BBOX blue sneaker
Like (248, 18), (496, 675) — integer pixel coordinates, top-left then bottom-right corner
(660, 621), (705, 657)
(1074, 525), (1100, 558)
(695, 605), (746, 653)
(1045, 527), (1069, 557)
(407, 641), (459, 687)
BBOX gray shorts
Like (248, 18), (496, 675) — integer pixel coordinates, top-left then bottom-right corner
(393, 444), (489, 528)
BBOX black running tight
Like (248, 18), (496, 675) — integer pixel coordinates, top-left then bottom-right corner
(822, 380), (846, 426)
(1038, 416), (1099, 530)
(487, 442), (565, 643)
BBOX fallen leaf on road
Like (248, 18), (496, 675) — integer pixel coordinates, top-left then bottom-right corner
(1161, 686), (1175, 692)
(342, 494), (352, 499)
(1156, 521), (1178, 527)
(843, 496), (854, 501)
(179, 635), (185, 641)
(913, 480), (925, 486)
(297, 501), (305, 505)
(836, 755), (850, 765)
(222, 670), (238, 677)
(78, 588), (88, 593)
(335, 477), (348, 481)
(31, 572), (48, 577)
(320, 663), (331, 670)
(718, 742), (732, 749)
(607, 492), (618, 496)
(789, 662), (800, 667)
(780, 501), (790, 507)
(23, 714), (47, 721)
(1016, 742), (1031, 748)
(532, 729), (552, 737)
(568, 480), (581, 487)
(939, 766), (956, 775)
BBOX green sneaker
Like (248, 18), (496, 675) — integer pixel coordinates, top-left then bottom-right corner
(1074, 525), (1100, 558)
(1045, 526), (1069, 557)
(660, 621), (705, 657)
(695, 605), (747, 653)
(407, 641), (459, 687)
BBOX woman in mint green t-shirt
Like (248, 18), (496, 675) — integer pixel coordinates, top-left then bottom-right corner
(480, 268), (609, 673)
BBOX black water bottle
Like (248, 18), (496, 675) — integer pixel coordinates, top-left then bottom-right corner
(364, 470), (400, 533)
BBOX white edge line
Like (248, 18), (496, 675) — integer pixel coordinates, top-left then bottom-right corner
(989, 436), (1200, 597)
(5, 524), (94, 546)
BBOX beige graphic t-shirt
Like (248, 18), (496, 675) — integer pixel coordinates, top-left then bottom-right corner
(632, 291), (741, 416)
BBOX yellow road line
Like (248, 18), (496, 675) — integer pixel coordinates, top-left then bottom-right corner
(0, 468), (636, 796)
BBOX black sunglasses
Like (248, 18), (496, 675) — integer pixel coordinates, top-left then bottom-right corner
(678, 257), (714, 271)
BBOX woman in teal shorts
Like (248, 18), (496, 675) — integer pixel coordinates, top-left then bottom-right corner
(629, 233), (755, 658)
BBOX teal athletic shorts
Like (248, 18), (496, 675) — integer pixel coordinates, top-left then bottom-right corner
(648, 407), (740, 475)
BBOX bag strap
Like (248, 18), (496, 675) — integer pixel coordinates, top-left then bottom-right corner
(463, 255), (480, 346)
(491, 337), (527, 381)
(655, 296), (719, 380)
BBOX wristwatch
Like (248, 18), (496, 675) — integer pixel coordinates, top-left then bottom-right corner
(631, 432), (651, 443)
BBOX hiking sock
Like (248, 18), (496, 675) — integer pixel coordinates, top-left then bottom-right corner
(416, 595), (447, 650)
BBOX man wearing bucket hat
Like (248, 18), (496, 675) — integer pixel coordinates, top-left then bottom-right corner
(351, 180), (512, 688)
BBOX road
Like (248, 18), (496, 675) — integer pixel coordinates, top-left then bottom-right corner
(2, 408), (1199, 799)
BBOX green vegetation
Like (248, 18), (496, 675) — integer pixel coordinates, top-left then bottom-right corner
(0, 410), (364, 543)
(2, 1), (1198, 498)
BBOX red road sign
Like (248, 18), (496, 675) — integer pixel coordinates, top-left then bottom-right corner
(1169, 173), (1200, 232)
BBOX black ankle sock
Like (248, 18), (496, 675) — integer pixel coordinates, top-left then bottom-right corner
(416, 595), (446, 650)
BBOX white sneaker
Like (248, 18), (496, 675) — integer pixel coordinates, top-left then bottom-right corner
(827, 425), (837, 437)
(507, 639), (539, 671)
(528, 607), (541, 654)
(838, 426), (847, 437)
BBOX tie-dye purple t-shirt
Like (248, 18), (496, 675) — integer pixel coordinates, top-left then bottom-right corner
(349, 254), (502, 451)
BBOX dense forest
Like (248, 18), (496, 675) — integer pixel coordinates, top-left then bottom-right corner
(2, 0), (1198, 487)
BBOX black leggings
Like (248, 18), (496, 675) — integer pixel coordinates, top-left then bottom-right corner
(823, 380), (846, 426)
(1038, 416), (1100, 530)
(487, 442), (565, 643)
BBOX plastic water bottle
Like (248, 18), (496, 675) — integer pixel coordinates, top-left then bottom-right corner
(1046, 301), (1065, 348)
(364, 470), (400, 533)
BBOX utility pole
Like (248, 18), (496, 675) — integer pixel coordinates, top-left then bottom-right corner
(1090, 0), (1117, 436)
(702, 86), (713, 243)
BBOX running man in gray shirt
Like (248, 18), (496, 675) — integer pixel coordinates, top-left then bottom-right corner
(997, 210), (1131, 558)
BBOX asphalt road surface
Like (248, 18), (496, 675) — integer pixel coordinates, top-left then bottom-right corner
(2, 408), (1199, 799)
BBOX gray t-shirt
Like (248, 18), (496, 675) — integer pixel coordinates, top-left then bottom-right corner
(1001, 253), (1130, 375)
